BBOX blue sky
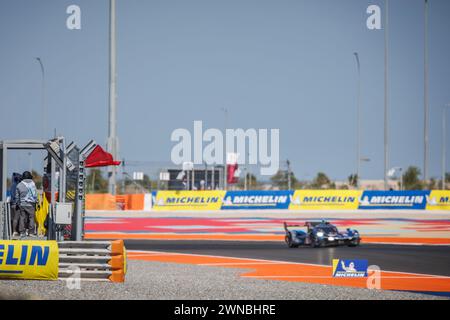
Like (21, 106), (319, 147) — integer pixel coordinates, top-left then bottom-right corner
(0, 0), (449, 181)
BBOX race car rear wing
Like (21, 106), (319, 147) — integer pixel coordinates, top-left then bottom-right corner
(283, 222), (304, 231)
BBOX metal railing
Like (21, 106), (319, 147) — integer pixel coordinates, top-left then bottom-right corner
(0, 201), (11, 240)
(58, 240), (126, 282)
(0, 201), (4, 239)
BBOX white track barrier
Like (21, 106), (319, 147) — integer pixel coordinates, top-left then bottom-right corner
(58, 240), (126, 282)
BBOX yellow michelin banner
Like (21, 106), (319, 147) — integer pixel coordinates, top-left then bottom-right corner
(426, 190), (450, 210)
(0, 240), (59, 280)
(289, 190), (362, 210)
(152, 190), (226, 211)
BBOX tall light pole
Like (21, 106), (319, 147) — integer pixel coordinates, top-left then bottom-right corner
(204, 162), (208, 190)
(244, 166), (247, 190)
(221, 107), (228, 190)
(424, 0), (430, 183)
(384, 0), (390, 190)
(107, 0), (118, 195)
(354, 52), (361, 188)
(35, 57), (46, 139)
(28, 152), (32, 172)
(287, 159), (292, 190)
(442, 104), (450, 190)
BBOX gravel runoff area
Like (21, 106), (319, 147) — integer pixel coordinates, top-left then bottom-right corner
(0, 260), (447, 300)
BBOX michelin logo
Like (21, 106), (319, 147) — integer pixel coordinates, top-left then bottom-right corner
(156, 197), (220, 206)
(332, 259), (368, 278)
(426, 195), (438, 206)
(296, 196), (356, 204)
(359, 195), (424, 206)
(0, 244), (50, 267)
(166, 196), (220, 204)
(152, 194), (220, 206)
(152, 195), (165, 206)
(290, 195), (301, 205)
(224, 195), (288, 206)
(426, 194), (449, 206)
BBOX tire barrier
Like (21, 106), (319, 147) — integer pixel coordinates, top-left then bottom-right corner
(58, 240), (127, 282)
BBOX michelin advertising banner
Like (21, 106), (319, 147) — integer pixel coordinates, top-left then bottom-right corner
(150, 190), (447, 211)
(221, 190), (293, 210)
(152, 190), (226, 211)
(332, 259), (368, 278)
(426, 190), (450, 210)
(289, 190), (362, 210)
(358, 190), (429, 210)
(0, 240), (59, 280)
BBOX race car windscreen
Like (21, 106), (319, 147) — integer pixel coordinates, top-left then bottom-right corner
(316, 226), (338, 234)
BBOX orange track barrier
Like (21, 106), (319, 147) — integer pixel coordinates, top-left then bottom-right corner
(127, 194), (144, 210)
(86, 193), (146, 211)
(85, 194), (117, 210)
(115, 195), (129, 210)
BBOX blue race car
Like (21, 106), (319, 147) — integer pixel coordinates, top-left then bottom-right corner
(284, 220), (361, 248)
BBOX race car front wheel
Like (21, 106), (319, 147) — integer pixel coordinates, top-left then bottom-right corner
(285, 235), (298, 248)
(348, 239), (360, 247)
(312, 238), (323, 248)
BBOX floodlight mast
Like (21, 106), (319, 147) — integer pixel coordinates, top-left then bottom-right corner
(107, 0), (118, 195)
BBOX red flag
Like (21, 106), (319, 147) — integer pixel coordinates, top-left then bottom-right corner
(227, 164), (239, 184)
(85, 145), (121, 168)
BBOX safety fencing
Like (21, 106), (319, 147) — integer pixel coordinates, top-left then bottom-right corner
(0, 240), (126, 282)
(0, 201), (12, 240)
(0, 202), (5, 240)
(85, 190), (450, 211)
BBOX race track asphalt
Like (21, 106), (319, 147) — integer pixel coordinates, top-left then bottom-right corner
(124, 240), (450, 277)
